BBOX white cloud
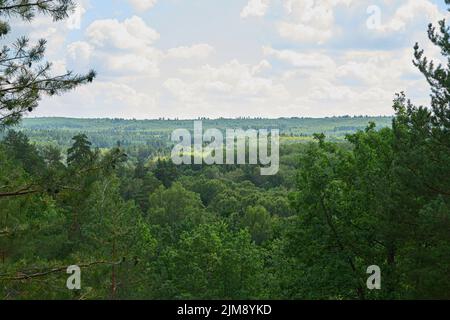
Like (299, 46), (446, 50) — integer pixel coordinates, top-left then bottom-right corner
(263, 46), (336, 69)
(167, 44), (215, 59)
(66, 2), (87, 30)
(263, 43), (431, 116)
(378, 0), (445, 32)
(86, 16), (160, 50)
(241, 0), (271, 18)
(39, 81), (159, 119)
(72, 16), (163, 76)
(277, 0), (354, 44)
(128, 0), (157, 12)
(162, 60), (290, 118)
(242, 0), (447, 44)
(242, 0), (356, 44)
(105, 53), (160, 76)
(179, 59), (288, 97)
(252, 59), (272, 74)
(277, 22), (333, 44)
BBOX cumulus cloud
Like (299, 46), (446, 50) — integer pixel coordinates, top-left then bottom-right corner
(278, 0), (353, 44)
(241, 0), (271, 18)
(86, 16), (160, 50)
(241, 0), (447, 44)
(378, 0), (445, 32)
(177, 60), (288, 98)
(65, 16), (163, 77)
(262, 43), (430, 116)
(128, 0), (157, 12)
(162, 60), (290, 118)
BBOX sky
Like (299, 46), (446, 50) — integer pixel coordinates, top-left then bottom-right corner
(11, 0), (450, 119)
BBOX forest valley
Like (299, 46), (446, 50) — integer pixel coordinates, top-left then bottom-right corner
(0, 1), (449, 300)
(170, 121), (280, 175)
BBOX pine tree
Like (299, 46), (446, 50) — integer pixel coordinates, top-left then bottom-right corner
(391, 0), (450, 298)
(67, 134), (94, 168)
(0, 0), (95, 128)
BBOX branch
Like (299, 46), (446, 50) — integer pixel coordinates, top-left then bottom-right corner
(0, 184), (39, 198)
(0, 0), (73, 21)
(0, 260), (125, 281)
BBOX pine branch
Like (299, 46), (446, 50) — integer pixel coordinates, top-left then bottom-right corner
(0, 260), (125, 281)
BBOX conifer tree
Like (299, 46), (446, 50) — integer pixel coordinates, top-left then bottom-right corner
(391, 0), (450, 298)
(0, 0), (95, 128)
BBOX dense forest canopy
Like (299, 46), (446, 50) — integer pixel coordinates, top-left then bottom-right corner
(0, 1), (449, 300)
(6, 116), (392, 152)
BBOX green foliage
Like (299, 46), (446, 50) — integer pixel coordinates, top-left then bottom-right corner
(148, 182), (209, 232)
(13, 116), (393, 149)
(150, 222), (266, 300)
(279, 6), (450, 299)
(241, 206), (273, 245)
(153, 158), (178, 188)
(0, 0), (449, 301)
(67, 134), (94, 169)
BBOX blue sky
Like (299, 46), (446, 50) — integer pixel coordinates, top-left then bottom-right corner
(15, 0), (450, 119)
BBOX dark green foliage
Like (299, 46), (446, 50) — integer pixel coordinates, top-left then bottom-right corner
(278, 5), (450, 299)
(67, 134), (94, 168)
(153, 158), (178, 188)
(2, 130), (45, 175)
(149, 222), (266, 299)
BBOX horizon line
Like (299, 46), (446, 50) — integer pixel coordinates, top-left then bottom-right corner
(23, 115), (395, 122)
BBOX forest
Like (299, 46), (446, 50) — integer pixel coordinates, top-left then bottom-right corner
(0, 1), (449, 300)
